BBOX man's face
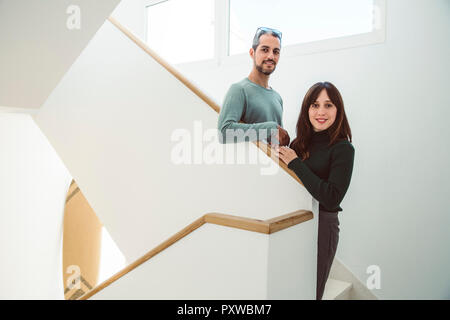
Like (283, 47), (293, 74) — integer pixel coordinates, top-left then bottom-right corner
(250, 33), (281, 75)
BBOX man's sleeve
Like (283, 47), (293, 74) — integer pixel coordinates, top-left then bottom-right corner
(217, 84), (278, 144)
(279, 94), (284, 127)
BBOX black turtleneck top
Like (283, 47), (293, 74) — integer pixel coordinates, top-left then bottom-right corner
(287, 130), (355, 212)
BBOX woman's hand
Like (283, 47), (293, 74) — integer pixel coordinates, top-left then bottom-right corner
(273, 146), (299, 165)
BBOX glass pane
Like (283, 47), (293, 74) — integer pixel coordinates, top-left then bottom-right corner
(229, 0), (374, 56)
(147, 0), (215, 64)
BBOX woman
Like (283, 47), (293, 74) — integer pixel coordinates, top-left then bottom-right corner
(274, 82), (354, 300)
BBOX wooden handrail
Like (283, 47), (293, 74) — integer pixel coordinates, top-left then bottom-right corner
(107, 16), (303, 186)
(79, 209), (313, 300)
(108, 17), (220, 114)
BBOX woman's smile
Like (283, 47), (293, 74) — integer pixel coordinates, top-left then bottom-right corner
(309, 89), (337, 132)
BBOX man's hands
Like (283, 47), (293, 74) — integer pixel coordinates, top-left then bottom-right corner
(272, 125), (290, 146)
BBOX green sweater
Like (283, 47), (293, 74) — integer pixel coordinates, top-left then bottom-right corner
(287, 130), (355, 212)
(218, 78), (283, 143)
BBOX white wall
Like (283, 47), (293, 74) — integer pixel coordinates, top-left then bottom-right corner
(110, 0), (148, 40)
(0, 114), (72, 299)
(112, 0), (450, 298)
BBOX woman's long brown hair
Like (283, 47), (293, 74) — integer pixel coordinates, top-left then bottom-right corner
(290, 82), (352, 160)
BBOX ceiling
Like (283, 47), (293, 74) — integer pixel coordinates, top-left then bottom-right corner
(0, 0), (121, 109)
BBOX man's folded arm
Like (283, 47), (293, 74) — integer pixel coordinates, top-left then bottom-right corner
(217, 85), (278, 143)
(218, 119), (279, 144)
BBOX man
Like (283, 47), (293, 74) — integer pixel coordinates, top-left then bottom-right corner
(218, 27), (290, 146)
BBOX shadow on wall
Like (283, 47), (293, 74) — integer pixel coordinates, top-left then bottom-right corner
(62, 180), (102, 300)
(62, 180), (127, 300)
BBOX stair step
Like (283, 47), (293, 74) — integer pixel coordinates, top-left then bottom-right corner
(322, 278), (352, 300)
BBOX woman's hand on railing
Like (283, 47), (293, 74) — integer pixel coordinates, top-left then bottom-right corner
(273, 145), (299, 165)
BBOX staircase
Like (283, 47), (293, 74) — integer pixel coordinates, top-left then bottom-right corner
(35, 16), (320, 299)
(81, 210), (316, 299)
(323, 278), (353, 300)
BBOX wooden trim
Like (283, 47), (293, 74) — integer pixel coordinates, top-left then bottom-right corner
(65, 187), (80, 204)
(107, 17), (220, 114)
(79, 209), (313, 300)
(107, 16), (304, 187)
(67, 179), (78, 196)
(204, 213), (269, 234)
(265, 210), (313, 234)
(204, 210), (312, 234)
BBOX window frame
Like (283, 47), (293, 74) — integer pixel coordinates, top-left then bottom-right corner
(143, 0), (218, 66)
(144, 0), (386, 67)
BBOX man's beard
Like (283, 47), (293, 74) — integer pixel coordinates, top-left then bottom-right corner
(255, 60), (276, 75)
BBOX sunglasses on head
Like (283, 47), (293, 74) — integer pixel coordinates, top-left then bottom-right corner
(255, 27), (282, 40)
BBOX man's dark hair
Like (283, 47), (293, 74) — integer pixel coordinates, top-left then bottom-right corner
(252, 27), (282, 51)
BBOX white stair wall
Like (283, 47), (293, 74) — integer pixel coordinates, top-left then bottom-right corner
(91, 217), (317, 299)
(0, 114), (72, 299)
(323, 279), (352, 300)
(328, 257), (379, 300)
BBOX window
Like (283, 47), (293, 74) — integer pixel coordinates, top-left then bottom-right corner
(229, 0), (375, 56)
(146, 0), (215, 64)
(145, 0), (385, 65)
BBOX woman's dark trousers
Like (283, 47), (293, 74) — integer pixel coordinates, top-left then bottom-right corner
(316, 210), (340, 300)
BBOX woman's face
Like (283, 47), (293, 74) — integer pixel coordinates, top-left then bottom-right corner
(308, 89), (337, 132)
